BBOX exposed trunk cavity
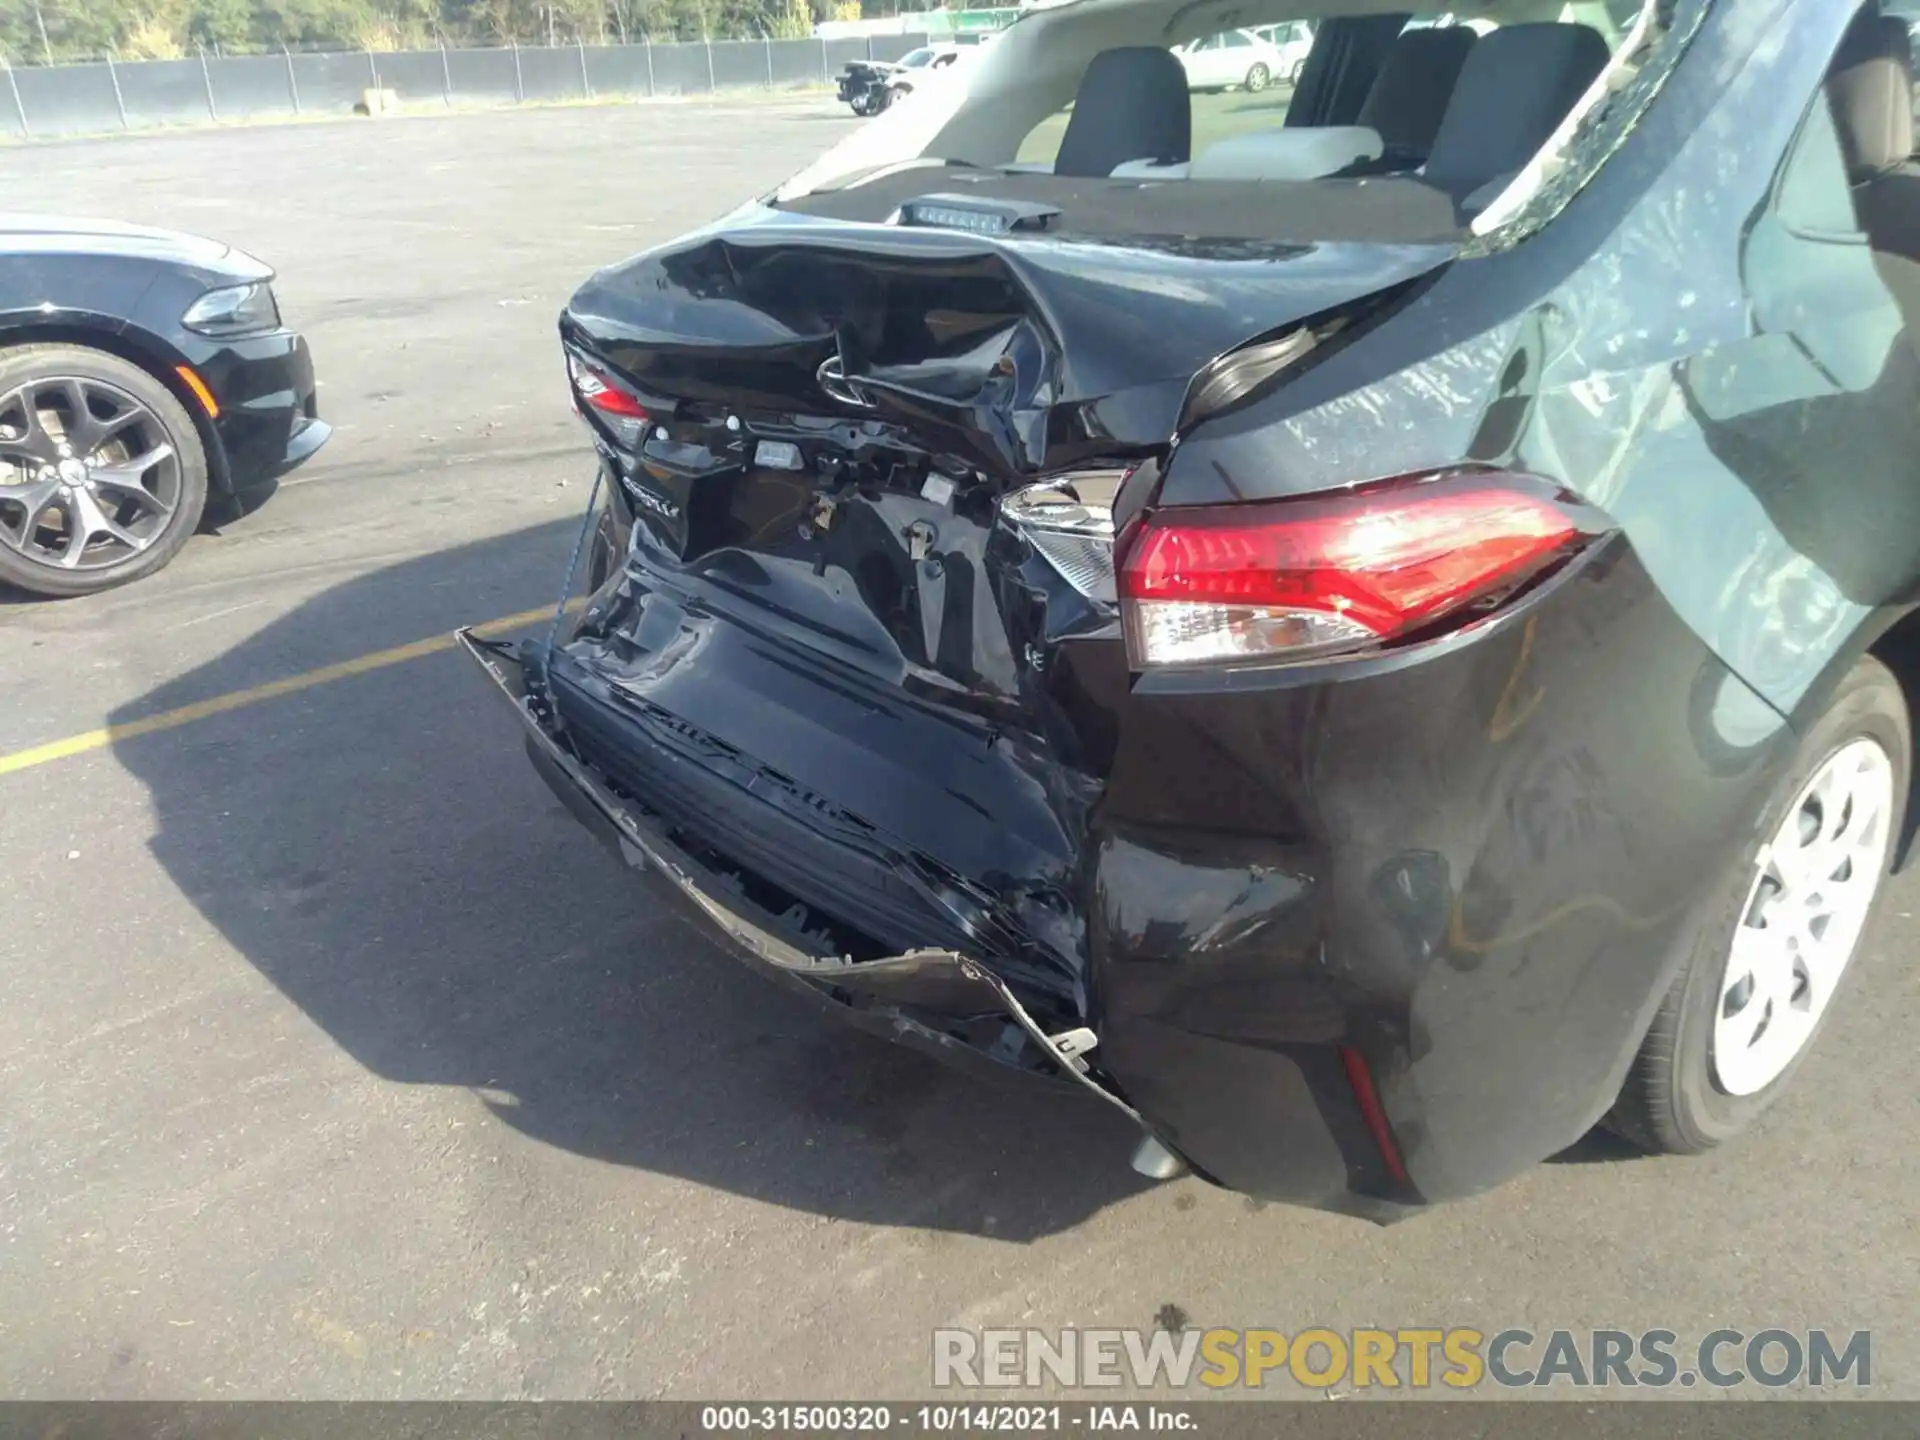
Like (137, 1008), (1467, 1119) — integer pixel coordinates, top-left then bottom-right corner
(534, 221), (1452, 1025)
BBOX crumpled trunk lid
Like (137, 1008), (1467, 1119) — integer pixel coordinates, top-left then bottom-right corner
(540, 217), (1451, 1008)
(562, 217), (1455, 478)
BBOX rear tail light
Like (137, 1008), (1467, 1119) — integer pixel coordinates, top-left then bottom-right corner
(1117, 469), (1595, 668)
(567, 354), (650, 448)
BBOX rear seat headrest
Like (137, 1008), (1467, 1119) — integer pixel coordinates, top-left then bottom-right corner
(1357, 26), (1480, 162)
(1829, 11), (1915, 182)
(1421, 22), (1611, 201)
(1054, 46), (1192, 179)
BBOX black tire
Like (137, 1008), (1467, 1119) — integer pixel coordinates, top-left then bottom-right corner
(1607, 656), (1909, 1153)
(586, 499), (625, 592)
(1244, 63), (1270, 92)
(875, 85), (895, 112)
(0, 343), (209, 598)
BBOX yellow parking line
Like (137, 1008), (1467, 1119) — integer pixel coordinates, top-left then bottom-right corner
(0, 600), (582, 779)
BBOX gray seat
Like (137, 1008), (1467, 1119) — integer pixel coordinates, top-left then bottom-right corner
(1286, 13), (1411, 129)
(1053, 47), (1192, 179)
(1420, 22), (1610, 207)
(1355, 26), (1480, 169)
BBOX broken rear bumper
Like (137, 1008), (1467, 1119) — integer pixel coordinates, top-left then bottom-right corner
(461, 624), (1435, 1221)
(459, 629), (1155, 1128)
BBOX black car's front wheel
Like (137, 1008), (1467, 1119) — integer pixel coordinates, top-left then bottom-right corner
(0, 343), (209, 598)
(1609, 656), (1909, 1153)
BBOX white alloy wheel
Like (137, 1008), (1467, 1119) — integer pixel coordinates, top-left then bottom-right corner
(1712, 738), (1895, 1095)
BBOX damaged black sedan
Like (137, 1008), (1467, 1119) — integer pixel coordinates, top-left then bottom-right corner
(470, 0), (1920, 1218)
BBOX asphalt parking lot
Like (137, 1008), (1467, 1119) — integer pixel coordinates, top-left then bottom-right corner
(2, 99), (1917, 1403)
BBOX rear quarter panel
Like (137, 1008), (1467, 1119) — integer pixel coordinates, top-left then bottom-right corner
(1127, 0), (1912, 1198)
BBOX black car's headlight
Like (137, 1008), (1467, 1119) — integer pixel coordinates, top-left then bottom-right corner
(181, 282), (281, 337)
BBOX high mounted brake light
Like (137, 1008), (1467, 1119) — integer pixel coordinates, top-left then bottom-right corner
(1117, 470), (1594, 668)
(899, 195), (1061, 235)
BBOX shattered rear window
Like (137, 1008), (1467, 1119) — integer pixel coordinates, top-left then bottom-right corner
(1469, 0), (1717, 252)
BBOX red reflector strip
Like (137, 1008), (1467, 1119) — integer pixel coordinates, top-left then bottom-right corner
(1338, 1044), (1410, 1189)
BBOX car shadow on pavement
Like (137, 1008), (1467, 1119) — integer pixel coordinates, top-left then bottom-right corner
(1545, 1128), (1648, 1165)
(109, 516), (1151, 1242)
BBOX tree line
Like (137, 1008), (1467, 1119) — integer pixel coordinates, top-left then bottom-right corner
(1, 0), (910, 62)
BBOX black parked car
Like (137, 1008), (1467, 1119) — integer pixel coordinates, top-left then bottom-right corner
(0, 215), (327, 597)
(471, 0), (1920, 1218)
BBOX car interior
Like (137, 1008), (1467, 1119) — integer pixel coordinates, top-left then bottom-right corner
(775, 0), (1657, 242)
(781, 0), (1920, 263)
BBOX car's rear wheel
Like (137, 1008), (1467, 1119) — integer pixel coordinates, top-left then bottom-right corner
(1608, 656), (1908, 1153)
(1244, 62), (1270, 92)
(587, 499), (625, 592)
(0, 343), (208, 598)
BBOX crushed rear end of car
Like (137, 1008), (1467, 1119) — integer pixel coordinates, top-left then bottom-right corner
(467, 212), (1615, 1222)
(465, 221), (1482, 1218)
(468, 0), (1827, 1216)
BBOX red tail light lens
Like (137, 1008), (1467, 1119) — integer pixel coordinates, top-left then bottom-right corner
(567, 355), (650, 448)
(1118, 470), (1590, 668)
(575, 368), (648, 419)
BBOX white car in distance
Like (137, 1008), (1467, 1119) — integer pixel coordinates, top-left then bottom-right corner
(1172, 28), (1293, 93)
(1252, 21), (1314, 82)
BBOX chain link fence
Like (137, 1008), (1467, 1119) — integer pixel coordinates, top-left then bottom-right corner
(0, 34), (931, 140)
